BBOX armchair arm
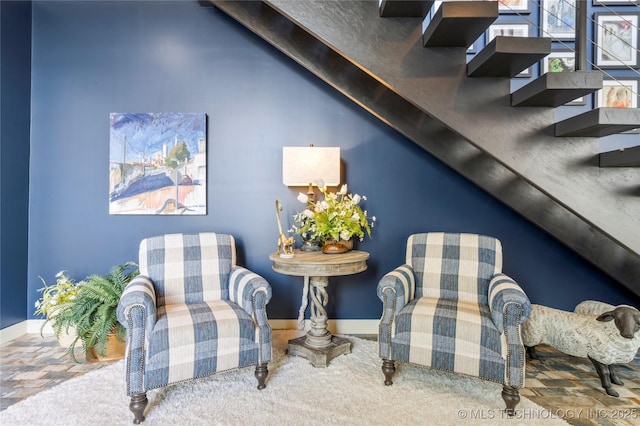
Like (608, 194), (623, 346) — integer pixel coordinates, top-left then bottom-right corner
(488, 273), (531, 389)
(377, 265), (415, 359)
(376, 264), (416, 315)
(488, 273), (531, 333)
(229, 266), (272, 365)
(229, 266), (272, 323)
(117, 275), (157, 333)
(116, 275), (157, 395)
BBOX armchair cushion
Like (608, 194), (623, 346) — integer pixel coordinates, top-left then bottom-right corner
(393, 298), (506, 383)
(139, 233), (236, 305)
(407, 233), (502, 304)
(146, 300), (258, 389)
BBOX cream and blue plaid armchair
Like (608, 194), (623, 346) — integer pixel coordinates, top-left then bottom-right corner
(377, 233), (531, 414)
(117, 233), (272, 424)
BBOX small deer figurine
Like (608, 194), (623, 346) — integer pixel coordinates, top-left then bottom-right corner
(275, 199), (295, 256)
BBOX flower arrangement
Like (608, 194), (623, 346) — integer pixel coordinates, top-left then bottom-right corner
(291, 181), (375, 245)
(34, 271), (81, 327)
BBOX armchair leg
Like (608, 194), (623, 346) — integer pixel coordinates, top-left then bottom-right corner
(501, 386), (520, 416)
(255, 363), (268, 390)
(129, 393), (148, 424)
(382, 359), (395, 386)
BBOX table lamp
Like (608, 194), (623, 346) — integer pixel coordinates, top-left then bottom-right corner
(282, 145), (340, 202)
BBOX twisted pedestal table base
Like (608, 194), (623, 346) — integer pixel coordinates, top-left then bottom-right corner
(269, 250), (369, 367)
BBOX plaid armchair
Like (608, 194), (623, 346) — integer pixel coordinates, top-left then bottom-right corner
(377, 233), (531, 414)
(117, 233), (272, 424)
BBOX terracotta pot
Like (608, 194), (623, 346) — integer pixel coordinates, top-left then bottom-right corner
(321, 238), (353, 254)
(86, 333), (126, 362)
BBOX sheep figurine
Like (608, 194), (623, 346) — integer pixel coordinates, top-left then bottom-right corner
(522, 303), (640, 397)
(574, 300), (618, 316)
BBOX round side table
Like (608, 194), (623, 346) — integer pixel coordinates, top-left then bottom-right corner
(269, 249), (369, 367)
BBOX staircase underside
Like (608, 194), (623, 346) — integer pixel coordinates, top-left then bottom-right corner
(206, 0), (640, 297)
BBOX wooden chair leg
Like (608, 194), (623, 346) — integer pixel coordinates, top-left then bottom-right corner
(502, 386), (520, 416)
(255, 363), (268, 390)
(382, 359), (395, 386)
(130, 393), (148, 424)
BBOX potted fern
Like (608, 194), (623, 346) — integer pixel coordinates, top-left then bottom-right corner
(53, 261), (139, 362)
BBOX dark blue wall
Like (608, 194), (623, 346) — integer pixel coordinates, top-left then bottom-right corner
(1, 1), (32, 329)
(2, 1), (638, 329)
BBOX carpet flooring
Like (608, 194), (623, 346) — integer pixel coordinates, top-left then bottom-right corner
(1, 330), (639, 425)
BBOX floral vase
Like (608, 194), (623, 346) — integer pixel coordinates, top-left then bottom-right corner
(300, 233), (322, 252)
(321, 238), (353, 254)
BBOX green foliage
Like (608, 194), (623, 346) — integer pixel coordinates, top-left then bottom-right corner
(51, 261), (138, 362)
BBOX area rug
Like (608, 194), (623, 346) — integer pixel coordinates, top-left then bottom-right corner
(1, 330), (566, 425)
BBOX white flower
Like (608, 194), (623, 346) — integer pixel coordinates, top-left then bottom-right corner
(315, 179), (325, 190)
(351, 213), (360, 220)
(340, 230), (351, 240)
(303, 209), (315, 219)
(339, 184), (348, 195)
(55, 270), (65, 279)
(352, 194), (361, 205)
(372, 216), (377, 222)
(316, 200), (328, 212)
(362, 196), (367, 201)
(297, 193), (309, 204)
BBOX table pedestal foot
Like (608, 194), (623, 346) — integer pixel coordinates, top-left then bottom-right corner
(287, 335), (351, 368)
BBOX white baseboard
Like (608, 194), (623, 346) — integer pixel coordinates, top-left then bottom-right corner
(2, 319), (379, 346)
(0, 321), (30, 346)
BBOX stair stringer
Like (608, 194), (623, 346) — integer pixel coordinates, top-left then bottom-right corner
(207, 0), (640, 297)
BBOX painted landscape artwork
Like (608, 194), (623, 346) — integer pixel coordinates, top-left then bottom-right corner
(109, 113), (207, 215)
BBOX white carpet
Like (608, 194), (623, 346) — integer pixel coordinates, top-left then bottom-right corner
(1, 330), (566, 425)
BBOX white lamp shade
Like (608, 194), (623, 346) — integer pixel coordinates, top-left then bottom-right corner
(282, 146), (340, 186)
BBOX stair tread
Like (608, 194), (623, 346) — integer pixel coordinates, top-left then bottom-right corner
(556, 108), (640, 137)
(380, 0), (433, 17)
(467, 36), (552, 77)
(512, 71), (603, 107)
(600, 145), (640, 167)
(422, 1), (498, 48)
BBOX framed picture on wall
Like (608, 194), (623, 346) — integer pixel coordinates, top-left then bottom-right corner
(541, 0), (576, 40)
(595, 79), (638, 109)
(593, 1), (639, 6)
(498, 0), (531, 13)
(594, 12), (639, 68)
(542, 50), (575, 73)
(109, 112), (208, 215)
(487, 23), (530, 42)
(541, 51), (586, 105)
